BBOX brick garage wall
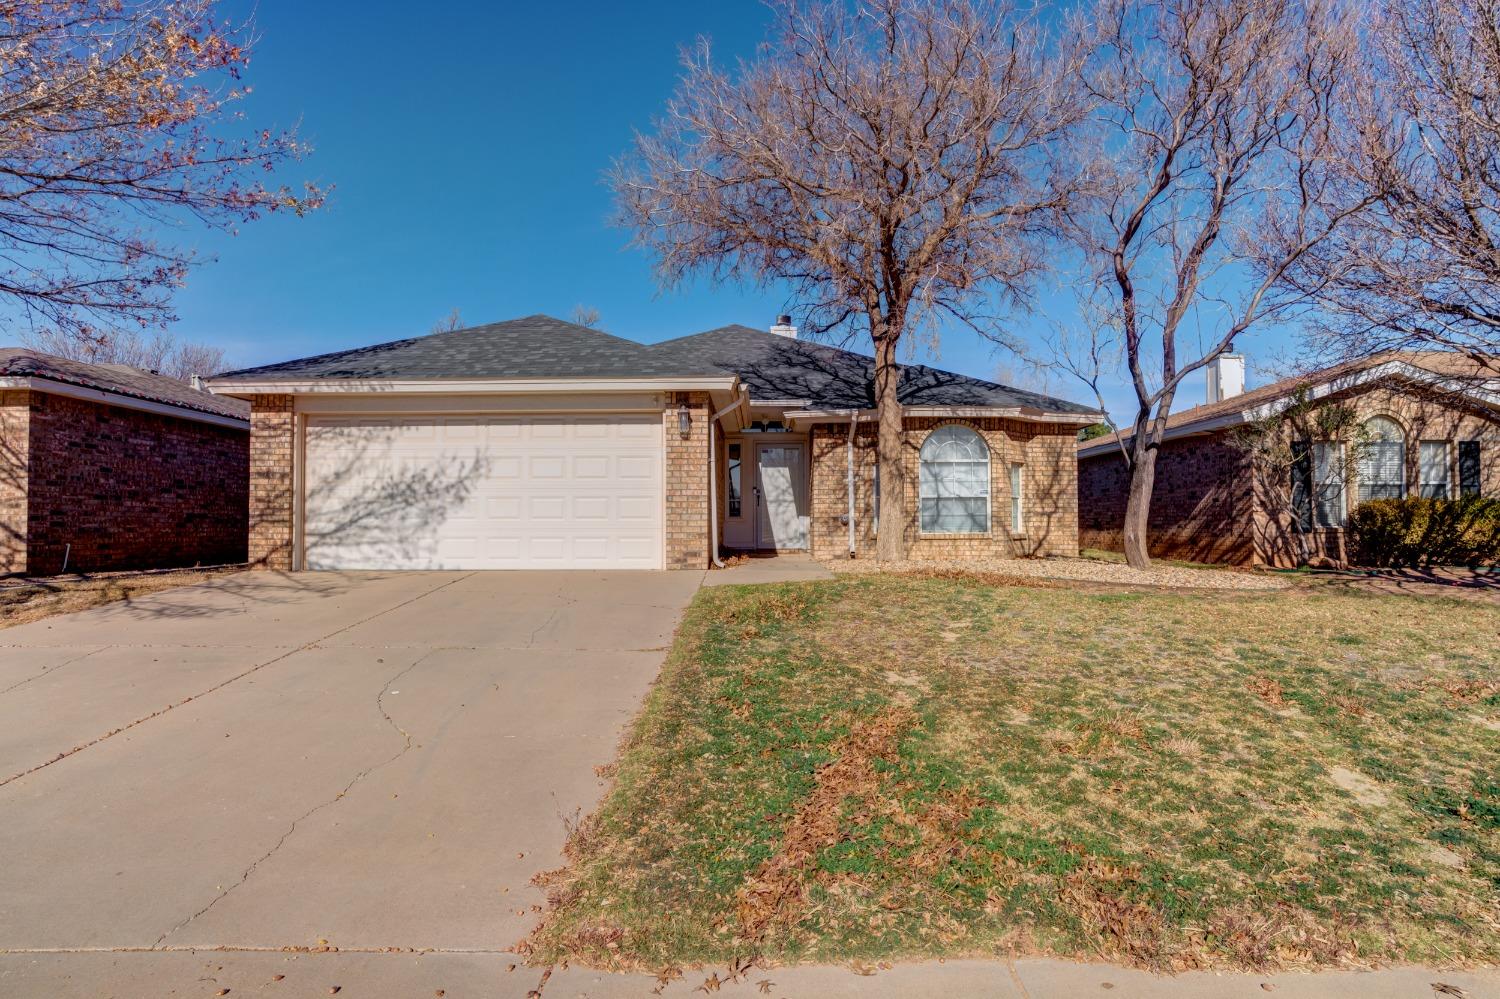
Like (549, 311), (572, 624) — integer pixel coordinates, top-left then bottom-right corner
(665, 392), (712, 569)
(248, 395), (295, 569)
(1077, 435), (1254, 564)
(808, 417), (1081, 560)
(21, 392), (247, 576)
(0, 390), (30, 574)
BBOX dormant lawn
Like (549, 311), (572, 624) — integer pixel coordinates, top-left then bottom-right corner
(525, 573), (1498, 975)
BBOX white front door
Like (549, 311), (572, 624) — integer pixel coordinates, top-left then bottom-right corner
(303, 414), (664, 570)
(755, 443), (809, 550)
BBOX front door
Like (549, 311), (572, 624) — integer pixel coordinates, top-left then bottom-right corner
(755, 443), (808, 549)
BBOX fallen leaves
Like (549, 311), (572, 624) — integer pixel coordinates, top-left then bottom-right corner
(1248, 676), (1287, 708)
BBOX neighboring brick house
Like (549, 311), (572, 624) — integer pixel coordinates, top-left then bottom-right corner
(206, 315), (1100, 572)
(1077, 352), (1500, 567)
(0, 349), (250, 576)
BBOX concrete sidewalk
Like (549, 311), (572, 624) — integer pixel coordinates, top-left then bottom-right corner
(0, 950), (1492, 998)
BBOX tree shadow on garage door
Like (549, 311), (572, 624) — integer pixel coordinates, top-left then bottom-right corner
(303, 443), (489, 569)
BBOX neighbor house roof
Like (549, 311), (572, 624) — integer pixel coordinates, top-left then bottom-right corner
(0, 348), (249, 422)
(1077, 351), (1500, 459)
(212, 314), (726, 382)
(647, 324), (1100, 417)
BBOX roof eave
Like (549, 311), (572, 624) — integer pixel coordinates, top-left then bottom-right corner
(787, 405), (1104, 426)
(205, 375), (741, 398)
(0, 375), (249, 429)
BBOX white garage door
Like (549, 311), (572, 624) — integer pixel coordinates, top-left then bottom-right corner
(303, 414), (663, 570)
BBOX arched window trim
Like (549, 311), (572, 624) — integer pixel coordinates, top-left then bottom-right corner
(918, 423), (991, 535)
(1357, 414), (1407, 502)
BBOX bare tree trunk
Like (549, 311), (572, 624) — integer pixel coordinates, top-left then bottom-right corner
(874, 335), (907, 562)
(1121, 415), (1157, 569)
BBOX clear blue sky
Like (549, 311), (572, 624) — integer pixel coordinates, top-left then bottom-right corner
(163, 0), (1288, 421)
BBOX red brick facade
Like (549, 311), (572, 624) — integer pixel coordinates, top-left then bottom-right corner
(807, 417), (1082, 561)
(1078, 381), (1500, 567)
(0, 389), (248, 576)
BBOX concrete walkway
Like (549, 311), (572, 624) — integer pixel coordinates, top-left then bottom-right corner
(701, 553), (834, 586)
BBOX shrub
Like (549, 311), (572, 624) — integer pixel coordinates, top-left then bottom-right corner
(1348, 496), (1500, 568)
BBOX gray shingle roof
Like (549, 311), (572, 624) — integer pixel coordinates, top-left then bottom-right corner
(647, 325), (1099, 415)
(212, 314), (1098, 417)
(213, 314), (725, 381)
(0, 348), (249, 421)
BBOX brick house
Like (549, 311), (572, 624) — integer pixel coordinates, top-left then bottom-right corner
(206, 315), (1101, 571)
(1, 349), (250, 576)
(1077, 352), (1500, 567)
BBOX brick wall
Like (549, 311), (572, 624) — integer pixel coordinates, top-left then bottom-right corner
(249, 395), (295, 570)
(808, 417), (1081, 561)
(665, 392), (712, 569)
(18, 392), (247, 575)
(1077, 435), (1254, 564)
(1078, 380), (1500, 567)
(0, 391), (30, 574)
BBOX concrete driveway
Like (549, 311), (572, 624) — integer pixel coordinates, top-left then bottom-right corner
(0, 570), (700, 986)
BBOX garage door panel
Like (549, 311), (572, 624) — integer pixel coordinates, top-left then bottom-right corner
(305, 414), (663, 570)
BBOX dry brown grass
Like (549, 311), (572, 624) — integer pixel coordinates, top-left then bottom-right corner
(0, 568), (239, 629)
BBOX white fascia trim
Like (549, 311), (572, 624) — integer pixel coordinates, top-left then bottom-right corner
(0, 375), (250, 430)
(205, 375), (740, 396)
(749, 398), (813, 408)
(1076, 360), (1500, 459)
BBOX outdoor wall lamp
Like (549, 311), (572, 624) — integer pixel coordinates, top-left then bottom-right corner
(677, 403), (692, 440)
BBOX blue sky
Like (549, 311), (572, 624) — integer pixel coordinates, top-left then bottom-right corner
(155, 0), (1285, 421)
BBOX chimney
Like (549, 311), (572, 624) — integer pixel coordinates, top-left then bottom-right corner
(1206, 354), (1245, 404)
(769, 314), (798, 339)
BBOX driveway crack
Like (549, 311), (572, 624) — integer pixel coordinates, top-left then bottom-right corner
(154, 648), (435, 946)
(0, 646), (109, 695)
(1, 573), (475, 790)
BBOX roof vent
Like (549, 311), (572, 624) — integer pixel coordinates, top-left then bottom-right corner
(770, 314), (798, 339)
(1206, 354), (1245, 404)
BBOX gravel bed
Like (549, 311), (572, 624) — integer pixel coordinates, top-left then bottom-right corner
(824, 555), (1291, 591)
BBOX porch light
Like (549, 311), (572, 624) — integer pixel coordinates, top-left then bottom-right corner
(677, 403), (692, 440)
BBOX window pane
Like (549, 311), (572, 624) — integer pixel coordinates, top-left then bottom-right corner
(919, 426), (989, 534)
(1009, 465), (1023, 533)
(1419, 441), (1449, 499)
(1358, 417), (1405, 502)
(1291, 441), (1312, 530)
(1312, 443), (1344, 527)
(1459, 441), (1481, 497)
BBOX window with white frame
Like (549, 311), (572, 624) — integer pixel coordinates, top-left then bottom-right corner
(919, 425), (990, 533)
(1009, 464), (1023, 533)
(1418, 441), (1450, 499)
(1293, 442), (1346, 528)
(1357, 416), (1405, 502)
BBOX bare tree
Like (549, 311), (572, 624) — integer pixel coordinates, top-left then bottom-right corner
(0, 0), (324, 346)
(613, 0), (1091, 560)
(22, 327), (225, 382)
(1285, 0), (1500, 363)
(430, 308), (465, 334)
(571, 305), (602, 329)
(1059, 0), (1372, 568)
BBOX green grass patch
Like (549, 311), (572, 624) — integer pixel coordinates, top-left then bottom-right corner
(525, 577), (1500, 974)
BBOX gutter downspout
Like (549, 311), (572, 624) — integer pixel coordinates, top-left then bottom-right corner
(709, 394), (749, 569)
(846, 411), (860, 557)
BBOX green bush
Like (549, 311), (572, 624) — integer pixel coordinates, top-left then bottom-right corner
(1349, 495), (1500, 568)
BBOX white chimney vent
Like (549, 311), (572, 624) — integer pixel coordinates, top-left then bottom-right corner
(1206, 354), (1245, 404)
(769, 314), (798, 339)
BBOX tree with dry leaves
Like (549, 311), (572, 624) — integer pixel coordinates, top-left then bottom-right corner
(22, 326), (224, 381)
(0, 0), (323, 347)
(613, 0), (1091, 560)
(1284, 0), (1500, 363)
(1056, 0), (1372, 568)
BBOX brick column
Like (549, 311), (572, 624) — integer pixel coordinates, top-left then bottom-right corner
(0, 390), (31, 574)
(664, 392), (712, 569)
(249, 395), (295, 569)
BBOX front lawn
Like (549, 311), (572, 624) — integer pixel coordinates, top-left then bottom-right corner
(525, 575), (1499, 974)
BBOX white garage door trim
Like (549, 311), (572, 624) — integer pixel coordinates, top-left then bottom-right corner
(302, 413), (664, 570)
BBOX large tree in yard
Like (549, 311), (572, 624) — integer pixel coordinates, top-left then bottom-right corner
(1061, 0), (1371, 568)
(0, 0), (322, 346)
(613, 0), (1090, 561)
(1285, 0), (1500, 362)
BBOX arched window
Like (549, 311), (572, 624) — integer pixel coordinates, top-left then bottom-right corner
(919, 425), (990, 533)
(1358, 416), (1405, 502)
